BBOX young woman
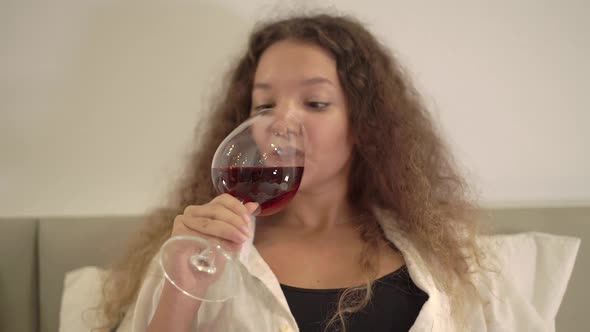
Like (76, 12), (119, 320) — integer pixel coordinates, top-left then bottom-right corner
(99, 14), (548, 332)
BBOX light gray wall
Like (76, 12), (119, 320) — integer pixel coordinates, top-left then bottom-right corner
(1, 0), (589, 217)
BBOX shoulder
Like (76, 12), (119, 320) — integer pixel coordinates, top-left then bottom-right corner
(377, 210), (568, 331)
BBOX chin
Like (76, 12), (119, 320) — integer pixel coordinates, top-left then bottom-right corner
(297, 175), (312, 193)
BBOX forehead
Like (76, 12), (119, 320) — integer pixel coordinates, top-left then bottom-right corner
(254, 40), (339, 84)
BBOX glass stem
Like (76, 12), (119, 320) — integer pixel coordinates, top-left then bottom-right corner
(189, 246), (217, 274)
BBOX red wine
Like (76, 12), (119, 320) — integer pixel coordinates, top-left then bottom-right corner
(212, 166), (304, 216)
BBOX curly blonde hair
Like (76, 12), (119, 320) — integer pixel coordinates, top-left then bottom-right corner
(98, 13), (487, 332)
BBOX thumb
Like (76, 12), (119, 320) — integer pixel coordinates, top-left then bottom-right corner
(244, 202), (261, 216)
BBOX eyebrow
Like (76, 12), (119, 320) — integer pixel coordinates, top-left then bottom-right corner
(301, 77), (335, 87)
(253, 77), (335, 90)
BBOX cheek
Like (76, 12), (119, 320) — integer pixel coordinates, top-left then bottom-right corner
(307, 115), (352, 159)
(299, 118), (353, 186)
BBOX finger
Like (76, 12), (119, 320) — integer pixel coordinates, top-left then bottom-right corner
(217, 237), (242, 252)
(244, 202), (261, 216)
(179, 215), (249, 244)
(184, 204), (250, 237)
(211, 194), (252, 225)
(172, 218), (242, 252)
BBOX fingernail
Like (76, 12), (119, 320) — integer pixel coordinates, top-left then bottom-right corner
(252, 204), (261, 216)
(236, 232), (249, 243)
(242, 213), (253, 225)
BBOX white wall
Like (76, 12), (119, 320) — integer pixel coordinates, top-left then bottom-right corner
(1, 0), (588, 217)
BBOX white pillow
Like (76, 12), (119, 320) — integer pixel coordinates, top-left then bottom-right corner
(59, 266), (106, 332)
(479, 232), (581, 321)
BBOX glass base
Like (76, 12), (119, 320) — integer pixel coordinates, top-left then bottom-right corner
(159, 235), (241, 302)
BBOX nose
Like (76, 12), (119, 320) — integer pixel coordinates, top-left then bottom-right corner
(268, 102), (303, 138)
(270, 119), (300, 139)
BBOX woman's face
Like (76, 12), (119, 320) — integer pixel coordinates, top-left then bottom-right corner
(251, 39), (354, 192)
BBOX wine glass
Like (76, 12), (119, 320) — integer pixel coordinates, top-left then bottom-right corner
(159, 109), (305, 302)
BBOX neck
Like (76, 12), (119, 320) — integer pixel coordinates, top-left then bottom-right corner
(276, 174), (356, 231)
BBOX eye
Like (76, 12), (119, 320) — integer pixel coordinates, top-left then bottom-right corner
(253, 104), (274, 113)
(305, 101), (330, 110)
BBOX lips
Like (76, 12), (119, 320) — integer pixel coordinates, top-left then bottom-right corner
(268, 146), (304, 160)
(275, 146), (296, 156)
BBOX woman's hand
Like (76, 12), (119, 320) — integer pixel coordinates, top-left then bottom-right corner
(165, 194), (259, 295)
(172, 193), (259, 252)
(148, 195), (259, 332)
